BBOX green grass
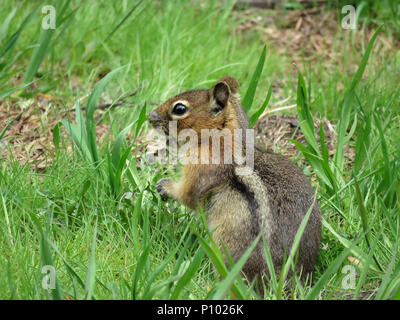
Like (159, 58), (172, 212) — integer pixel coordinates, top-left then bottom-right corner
(0, 0), (400, 300)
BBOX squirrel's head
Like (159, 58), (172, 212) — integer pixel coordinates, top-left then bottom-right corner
(149, 75), (248, 136)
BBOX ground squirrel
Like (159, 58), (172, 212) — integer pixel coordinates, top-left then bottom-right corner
(148, 75), (321, 288)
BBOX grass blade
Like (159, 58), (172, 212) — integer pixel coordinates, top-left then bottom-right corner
(85, 221), (98, 300)
(305, 247), (352, 300)
(335, 26), (382, 174)
(40, 228), (63, 299)
(171, 247), (205, 299)
(24, 0), (72, 83)
(0, 82), (31, 99)
(276, 194), (316, 299)
(105, 0), (145, 42)
(0, 3), (41, 59)
(295, 68), (318, 153)
(85, 66), (125, 166)
(249, 84), (272, 128)
(132, 245), (150, 300)
(212, 234), (261, 300)
(242, 45), (267, 113)
(353, 174), (383, 271)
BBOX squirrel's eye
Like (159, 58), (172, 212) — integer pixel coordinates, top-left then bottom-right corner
(172, 103), (187, 115)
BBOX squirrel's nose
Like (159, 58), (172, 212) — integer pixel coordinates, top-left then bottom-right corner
(149, 110), (161, 125)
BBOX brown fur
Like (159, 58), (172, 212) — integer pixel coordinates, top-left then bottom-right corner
(149, 76), (321, 290)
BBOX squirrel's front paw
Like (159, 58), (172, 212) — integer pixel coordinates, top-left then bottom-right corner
(156, 178), (172, 201)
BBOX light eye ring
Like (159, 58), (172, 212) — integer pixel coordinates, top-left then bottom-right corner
(172, 103), (187, 116)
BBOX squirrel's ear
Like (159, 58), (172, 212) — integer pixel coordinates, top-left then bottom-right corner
(211, 81), (230, 110)
(217, 75), (239, 94)
(210, 76), (239, 112)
